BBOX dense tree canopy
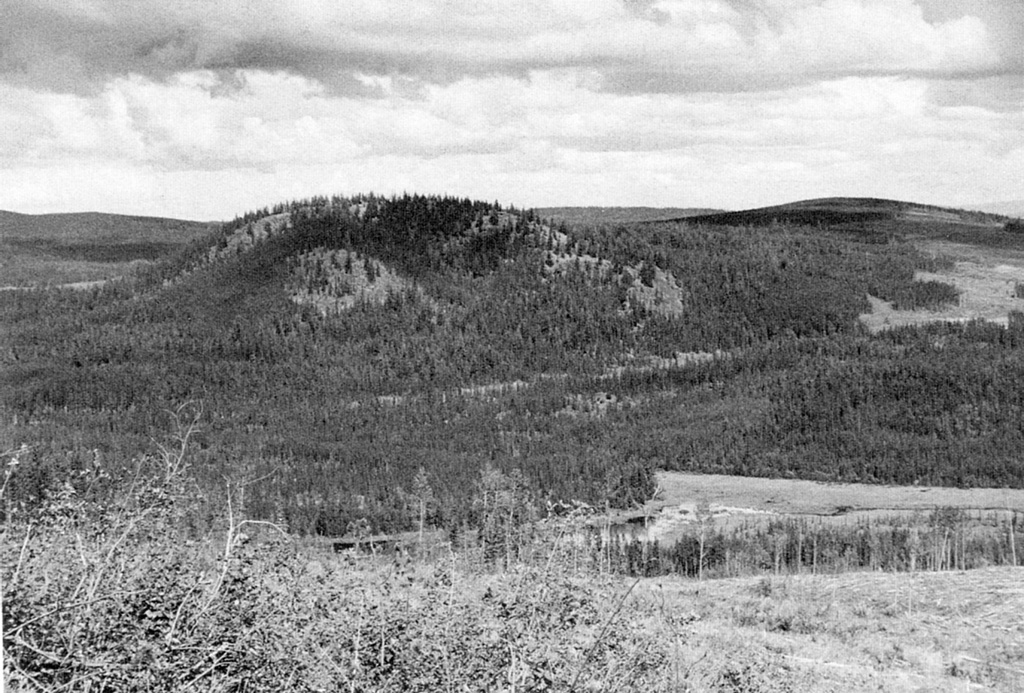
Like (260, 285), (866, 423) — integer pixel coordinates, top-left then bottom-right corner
(3, 193), (1022, 535)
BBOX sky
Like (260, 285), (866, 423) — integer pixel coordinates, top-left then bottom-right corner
(0, 0), (1021, 220)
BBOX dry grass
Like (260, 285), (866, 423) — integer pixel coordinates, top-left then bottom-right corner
(635, 472), (1024, 541)
(7, 445), (1022, 692)
(654, 472), (1024, 516)
(860, 240), (1024, 333)
(645, 566), (1024, 692)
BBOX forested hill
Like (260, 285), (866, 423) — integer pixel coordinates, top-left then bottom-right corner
(537, 206), (722, 225)
(675, 197), (1007, 228)
(0, 209), (215, 242)
(5, 192), (1024, 536)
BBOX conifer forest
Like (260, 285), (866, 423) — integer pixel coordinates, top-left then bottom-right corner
(6, 195), (1024, 692)
(4, 194), (1024, 537)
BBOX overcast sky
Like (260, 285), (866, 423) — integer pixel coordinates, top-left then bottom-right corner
(1, 0), (1021, 219)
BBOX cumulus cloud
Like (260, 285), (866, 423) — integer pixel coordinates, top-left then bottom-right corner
(0, 0), (1013, 95)
(0, 0), (1021, 216)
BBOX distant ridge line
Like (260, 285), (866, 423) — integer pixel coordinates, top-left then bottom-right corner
(0, 209), (216, 224)
(643, 197), (1008, 227)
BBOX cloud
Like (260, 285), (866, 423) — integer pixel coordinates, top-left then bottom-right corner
(0, 1), (1020, 217)
(0, 0), (1013, 96)
(2, 63), (1020, 217)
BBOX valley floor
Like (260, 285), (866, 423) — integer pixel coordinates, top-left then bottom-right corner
(655, 472), (1024, 515)
(608, 472), (1024, 543)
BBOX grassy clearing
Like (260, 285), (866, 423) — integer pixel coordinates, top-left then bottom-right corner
(656, 566), (1024, 692)
(636, 472), (1024, 545)
(860, 239), (1024, 332)
(653, 472), (1024, 516)
(287, 247), (429, 315)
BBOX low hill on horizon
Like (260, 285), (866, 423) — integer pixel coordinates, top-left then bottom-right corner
(0, 209), (218, 286)
(669, 196), (1007, 228)
(0, 209), (217, 239)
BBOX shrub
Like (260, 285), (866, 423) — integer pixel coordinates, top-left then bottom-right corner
(1, 412), (685, 692)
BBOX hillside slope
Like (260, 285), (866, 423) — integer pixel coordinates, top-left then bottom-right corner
(5, 193), (1024, 537)
(538, 206), (722, 225)
(0, 210), (217, 286)
(0, 209), (215, 241)
(974, 199), (1024, 218)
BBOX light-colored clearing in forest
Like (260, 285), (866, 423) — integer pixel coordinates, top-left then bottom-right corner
(0, 277), (116, 291)
(860, 240), (1024, 332)
(541, 225), (687, 317)
(627, 472), (1024, 541)
(652, 472), (1024, 516)
(288, 247), (434, 315)
(207, 212), (291, 263)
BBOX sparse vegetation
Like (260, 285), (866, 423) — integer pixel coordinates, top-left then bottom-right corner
(0, 429), (747, 692)
(609, 510), (1022, 578)
(4, 433), (1023, 692)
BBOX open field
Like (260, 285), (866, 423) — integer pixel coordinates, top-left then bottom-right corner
(651, 565), (1024, 692)
(653, 472), (1024, 516)
(860, 239), (1024, 332)
(619, 472), (1024, 543)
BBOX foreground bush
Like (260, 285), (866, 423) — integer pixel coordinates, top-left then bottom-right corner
(3, 412), (1017, 691)
(1, 423), (697, 692)
(3, 504), (682, 690)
